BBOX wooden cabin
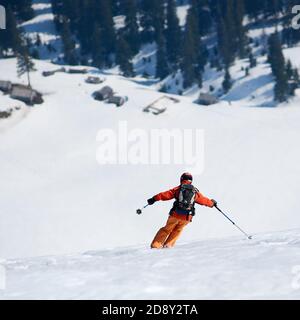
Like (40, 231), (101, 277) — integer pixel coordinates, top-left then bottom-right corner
(197, 93), (219, 106)
(93, 86), (113, 101)
(0, 80), (12, 93)
(10, 85), (43, 105)
(107, 95), (128, 107)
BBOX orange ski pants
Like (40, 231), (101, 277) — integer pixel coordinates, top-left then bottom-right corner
(151, 215), (189, 249)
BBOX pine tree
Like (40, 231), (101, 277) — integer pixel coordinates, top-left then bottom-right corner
(140, 0), (155, 43)
(140, 0), (164, 43)
(286, 62), (299, 96)
(123, 0), (140, 55)
(235, 0), (247, 58)
(36, 34), (42, 46)
(293, 68), (300, 84)
(180, 5), (207, 88)
(0, 0), (33, 25)
(249, 53), (257, 68)
(14, 0), (34, 21)
(181, 13), (198, 88)
(197, 0), (213, 36)
(285, 60), (293, 79)
(217, 0), (247, 65)
(91, 24), (104, 68)
(188, 0), (214, 37)
(268, 33), (289, 102)
(17, 41), (35, 87)
(111, 0), (121, 16)
(1, 6), (22, 54)
(156, 32), (169, 79)
(224, 0), (236, 57)
(265, 0), (280, 18)
(31, 48), (39, 59)
(62, 0), (80, 31)
(222, 68), (232, 93)
(95, 0), (116, 58)
(244, 0), (262, 20)
(152, 0), (165, 42)
(165, 0), (181, 68)
(217, 13), (231, 67)
(245, 67), (250, 76)
(274, 78), (288, 102)
(116, 36), (134, 77)
(61, 18), (77, 65)
(77, 0), (94, 55)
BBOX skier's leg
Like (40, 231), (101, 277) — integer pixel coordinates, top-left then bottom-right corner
(163, 220), (189, 248)
(151, 216), (179, 249)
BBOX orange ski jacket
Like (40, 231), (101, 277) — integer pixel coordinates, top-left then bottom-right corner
(153, 180), (214, 221)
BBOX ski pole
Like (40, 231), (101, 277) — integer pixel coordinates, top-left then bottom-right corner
(215, 205), (252, 240)
(136, 204), (149, 215)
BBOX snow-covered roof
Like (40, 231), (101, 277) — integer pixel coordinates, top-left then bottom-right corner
(0, 80), (12, 91)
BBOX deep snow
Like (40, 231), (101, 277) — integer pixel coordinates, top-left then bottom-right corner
(1, 229), (300, 299)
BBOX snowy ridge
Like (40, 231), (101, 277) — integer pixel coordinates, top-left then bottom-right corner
(1, 229), (300, 299)
(15, 0), (296, 102)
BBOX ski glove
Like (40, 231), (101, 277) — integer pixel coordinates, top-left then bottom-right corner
(211, 199), (217, 207)
(147, 197), (156, 205)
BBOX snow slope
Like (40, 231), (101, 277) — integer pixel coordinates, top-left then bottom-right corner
(20, 0), (62, 61)
(1, 1), (300, 300)
(1, 229), (300, 299)
(1, 58), (300, 260)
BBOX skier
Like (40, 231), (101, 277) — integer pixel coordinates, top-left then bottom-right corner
(147, 172), (217, 249)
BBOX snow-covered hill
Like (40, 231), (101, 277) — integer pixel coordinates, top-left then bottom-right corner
(1, 229), (300, 299)
(1, 0), (300, 265)
(1, 0), (300, 301)
(1, 58), (300, 260)
(20, 0), (62, 61)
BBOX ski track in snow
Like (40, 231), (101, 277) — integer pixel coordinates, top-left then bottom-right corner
(1, 230), (300, 299)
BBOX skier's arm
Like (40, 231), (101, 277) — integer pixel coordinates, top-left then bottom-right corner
(154, 187), (177, 201)
(195, 192), (215, 207)
(147, 187), (178, 204)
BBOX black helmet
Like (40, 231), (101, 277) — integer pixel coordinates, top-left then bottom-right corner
(180, 172), (193, 182)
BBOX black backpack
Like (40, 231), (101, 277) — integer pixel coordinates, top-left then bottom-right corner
(172, 184), (197, 217)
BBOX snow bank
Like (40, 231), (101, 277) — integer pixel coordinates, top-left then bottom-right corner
(1, 229), (300, 299)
